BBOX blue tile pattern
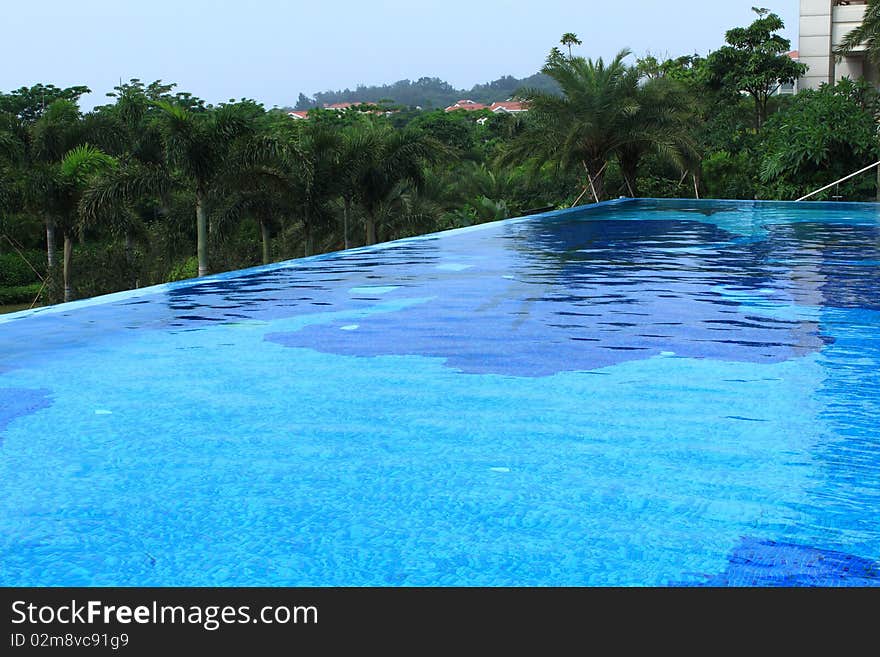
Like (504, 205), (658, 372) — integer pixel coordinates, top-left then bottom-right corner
(0, 199), (878, 586)
(682, 538), (880, 587)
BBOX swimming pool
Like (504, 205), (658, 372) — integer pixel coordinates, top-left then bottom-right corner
(1, 198), (878, 586)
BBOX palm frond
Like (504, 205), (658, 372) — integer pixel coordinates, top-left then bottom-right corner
(60, 144), (117, 186)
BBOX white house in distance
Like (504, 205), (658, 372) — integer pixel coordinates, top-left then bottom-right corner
(444, 99), (489, 112)
(488, 101), (528, 114)
(799, 0), (878, 90)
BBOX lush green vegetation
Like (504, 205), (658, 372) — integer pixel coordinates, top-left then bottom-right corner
(1, 8), (879, 309)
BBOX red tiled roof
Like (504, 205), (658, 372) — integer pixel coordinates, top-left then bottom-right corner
(445, 101), (489, 112)
(324, 102), (355, 110)
(287, 110), (309, 119)
(787, 50), (799, 60)
(489, 101), (528, 112)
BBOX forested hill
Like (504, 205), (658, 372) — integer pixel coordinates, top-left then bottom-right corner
(292, 72), (559, 109)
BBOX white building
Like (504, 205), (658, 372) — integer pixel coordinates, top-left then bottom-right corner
(799, 0), (878, 90)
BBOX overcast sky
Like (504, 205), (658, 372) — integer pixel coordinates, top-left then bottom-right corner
(1, 1), (798, 110)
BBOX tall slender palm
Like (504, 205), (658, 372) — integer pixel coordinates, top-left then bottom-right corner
(213, 133), (299, 264)
(353, 125), (446, 245)
(337, 125), (375, 249)
(37, 144), (116, 301)
(78, 85), (182, 287)
(560, 33), (582, 60)
(835, 0), (880, 64)
(79, 159), (171, 286)
(0, 114), (23, 214)
(289, 123), (341, 256)
(155, 100), (260, 276)
(29, 100), (84, 269)
(502, 47), (643, 203)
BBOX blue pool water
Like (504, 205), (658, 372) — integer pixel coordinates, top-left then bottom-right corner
(1, 198), (878, 586)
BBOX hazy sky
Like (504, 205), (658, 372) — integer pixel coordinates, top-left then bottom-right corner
(1, 1), (798, 110)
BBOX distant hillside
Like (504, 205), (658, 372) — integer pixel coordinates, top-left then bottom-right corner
(292, 73), (559, 110)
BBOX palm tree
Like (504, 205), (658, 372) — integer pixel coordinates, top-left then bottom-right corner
(36, 144), (116, 301)
(154, 100), (260, 276)
(835, 0), (880, 64)
(289, 123), (342, 256)
(439, 161), (519, 224)
(352, 125), (446, 245)
(560, 32), (582, 59)
(337, 125), (375, 249)
(502, 47), (642, 203)
(0, 114), (23, 215)
(79, 160), (170, 286)
(29, 100), (84, 270)
(78, 84), (188, 288)
(503, 43), (699, 203)
(212, 133), (298, 265)
(614, 76), (698, 198)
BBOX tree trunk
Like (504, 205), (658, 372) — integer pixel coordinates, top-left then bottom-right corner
(365, 216), (377, 246)
(124, 231), (138, 289)
(754, 93), (767, 131)
(45, 219), (57, 268)
(343, 197), (352, 249)
(63, 233), (73, 303)
(588, 160), (607, 203)
(260, 220), (271, 265)
(302, 207), (314, 257)
(582, 159), (607, 203)
(593, 174), (606, 203)
(622, 171), (637, 198)
(196, 188), (208, 277)
(124, 231), (134, 261)
(618, 154), (639, 198)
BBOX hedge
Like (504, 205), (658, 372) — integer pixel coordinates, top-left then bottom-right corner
(0, 282), (42, 305)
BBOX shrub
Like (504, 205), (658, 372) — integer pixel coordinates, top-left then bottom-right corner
(0, 251), (46, 287)
(702, 151), (758, 200)
(167, 256), (199, 282)
(0, 282), (42, 305)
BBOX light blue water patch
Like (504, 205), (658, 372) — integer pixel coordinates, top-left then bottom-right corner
(0, 320), (837, 586)
(348, 286), (400, 296)
(435, 263), (474, 272)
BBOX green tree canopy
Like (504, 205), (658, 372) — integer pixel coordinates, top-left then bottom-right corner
(0, 84), (91, 124)
(706, 7), (806, 129)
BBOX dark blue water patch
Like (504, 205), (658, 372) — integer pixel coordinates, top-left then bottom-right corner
(0, 241), (445, 374)
(268, 219), (830, 376)
(0, 388), (52, 434)
(678, 538), (880, 587)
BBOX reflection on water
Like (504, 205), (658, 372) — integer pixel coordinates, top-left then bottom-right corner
(269, 216), (840, 376)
